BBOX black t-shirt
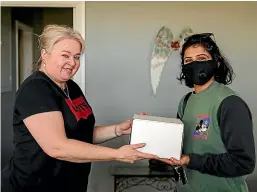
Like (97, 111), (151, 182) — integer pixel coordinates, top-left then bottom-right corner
(1, 71), (95, 192)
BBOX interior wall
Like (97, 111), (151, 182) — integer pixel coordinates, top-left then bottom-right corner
(84, 2), (257, 192)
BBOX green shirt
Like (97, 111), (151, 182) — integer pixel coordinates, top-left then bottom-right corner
(177, 81), (255, 192)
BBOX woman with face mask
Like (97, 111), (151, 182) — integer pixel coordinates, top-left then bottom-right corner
(160, 33), (256, 192)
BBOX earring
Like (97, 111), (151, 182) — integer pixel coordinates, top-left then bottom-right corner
(42, 59), (46, 67)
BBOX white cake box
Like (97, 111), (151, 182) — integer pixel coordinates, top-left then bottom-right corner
(129, 114), (184, 160)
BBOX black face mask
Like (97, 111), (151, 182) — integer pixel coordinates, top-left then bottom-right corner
(182, 60), (217, 87)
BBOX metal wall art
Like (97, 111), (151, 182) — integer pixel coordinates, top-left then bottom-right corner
(150, 26), (194, 95)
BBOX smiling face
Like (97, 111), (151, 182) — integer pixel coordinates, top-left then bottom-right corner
(41, 38), (81, 86)
(183, 44), (212, 65)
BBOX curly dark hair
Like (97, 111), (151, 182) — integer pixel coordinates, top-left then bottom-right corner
(177, 33), (235, 88)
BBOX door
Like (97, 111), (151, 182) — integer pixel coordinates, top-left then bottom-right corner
(15, 21), (33, 89)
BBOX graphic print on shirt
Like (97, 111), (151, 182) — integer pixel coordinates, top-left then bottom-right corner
(192, 114), (210, 140)
(65, 96), (93, 121)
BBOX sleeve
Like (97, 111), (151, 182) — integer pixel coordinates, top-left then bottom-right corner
(187, 95), (256, 177)
(15, 79), (61, 120)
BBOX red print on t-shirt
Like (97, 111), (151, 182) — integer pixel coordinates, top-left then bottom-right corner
(65, 96), (93, 121)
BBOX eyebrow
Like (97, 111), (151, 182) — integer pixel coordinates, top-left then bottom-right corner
(62, 50), (81, 56)
(184, 53), (210, 59)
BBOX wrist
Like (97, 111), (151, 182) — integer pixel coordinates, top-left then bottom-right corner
(114, 148), (123, 161)
(185, 155), (190, 165)
(114, 124), (122, 137)
(186, 154), (203, 170)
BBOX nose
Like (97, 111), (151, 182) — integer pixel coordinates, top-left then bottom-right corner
(69, 57), (76, 67)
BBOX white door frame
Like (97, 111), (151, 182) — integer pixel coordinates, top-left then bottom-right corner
(1, 1), (86, 94)
(15, 20), (34, 89)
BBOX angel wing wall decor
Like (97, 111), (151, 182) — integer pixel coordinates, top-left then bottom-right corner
(150, 26), (194, 96)
(176, 27), (194, 50)
(150, 26), (173, 96)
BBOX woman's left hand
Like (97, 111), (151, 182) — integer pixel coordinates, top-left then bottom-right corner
(158, 155), (190, 166)
(116, 112), (148, 136)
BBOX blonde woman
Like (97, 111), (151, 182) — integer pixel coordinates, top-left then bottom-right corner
(1, 25), (158, 192)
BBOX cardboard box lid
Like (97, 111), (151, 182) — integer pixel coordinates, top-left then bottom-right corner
(133, 114), (183, 125)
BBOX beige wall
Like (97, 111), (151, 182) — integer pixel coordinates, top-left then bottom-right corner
(85, 2), (257, 192)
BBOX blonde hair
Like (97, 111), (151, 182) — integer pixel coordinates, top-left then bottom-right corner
(33, 24), (85, 71)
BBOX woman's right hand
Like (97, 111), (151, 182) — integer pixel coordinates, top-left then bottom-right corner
(115, 143), (159, 163)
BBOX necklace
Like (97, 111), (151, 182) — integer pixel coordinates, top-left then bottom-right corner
(62, 84), (72, 101)
(39, 71), (73, 104)
(62, 84), (77, 108)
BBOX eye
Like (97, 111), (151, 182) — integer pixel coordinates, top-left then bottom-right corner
(197, 56), (208, 61)
(74, 56), (80, 60)
(62, 54), (69, 59)
(184, 58), (192, 64)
